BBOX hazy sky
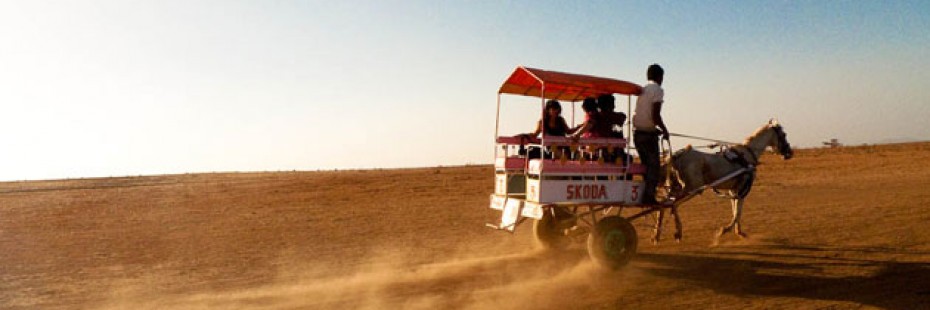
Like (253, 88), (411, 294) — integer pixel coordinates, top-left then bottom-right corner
(1, 1), (928, 181)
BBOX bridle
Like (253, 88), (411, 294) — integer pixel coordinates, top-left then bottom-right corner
(771, 125), (793, 159)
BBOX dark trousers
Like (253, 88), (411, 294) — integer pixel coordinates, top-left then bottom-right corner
(634, 131), (660, 202)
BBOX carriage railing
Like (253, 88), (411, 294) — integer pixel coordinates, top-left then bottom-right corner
(495, 135), (630, 170)
(495, 135), (627, 147)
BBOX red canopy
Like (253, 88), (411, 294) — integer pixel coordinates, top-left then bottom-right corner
(498, 66), (642, 101)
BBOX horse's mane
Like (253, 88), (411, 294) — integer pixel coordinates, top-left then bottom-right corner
(743, 124), (772, 144)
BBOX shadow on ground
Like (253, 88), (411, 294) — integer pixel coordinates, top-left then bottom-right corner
(637, 243), (930, 309)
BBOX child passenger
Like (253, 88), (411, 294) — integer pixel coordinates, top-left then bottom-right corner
(570, 97), (604, 139)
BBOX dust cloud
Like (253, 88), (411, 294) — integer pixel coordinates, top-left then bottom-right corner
(96, 246), (641, 310)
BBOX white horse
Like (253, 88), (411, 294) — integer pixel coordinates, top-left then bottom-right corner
(655, 119), (793, 244)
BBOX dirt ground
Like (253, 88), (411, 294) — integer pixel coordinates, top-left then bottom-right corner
(2, 142), (930, 309)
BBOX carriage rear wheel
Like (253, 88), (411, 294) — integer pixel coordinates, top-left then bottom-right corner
(533, 207), (572, 250)
(587, 216), (638, 269)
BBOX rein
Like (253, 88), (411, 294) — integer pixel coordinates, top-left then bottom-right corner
(669, 132), (740, 146)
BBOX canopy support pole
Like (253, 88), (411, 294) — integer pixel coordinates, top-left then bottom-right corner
(494, 93), (501, 159)
(626, 95), (633, 176)
(540, 84), (546, 174)
(572, 101), (575, 128)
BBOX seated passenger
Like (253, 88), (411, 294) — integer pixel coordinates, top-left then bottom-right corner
(570, 97), (603, 139)
(569, 97), (605, 161)
(531, 99), (570, 137)
(598, 94), (629, 164)
(598, 94), (627, 138)
(526, 100), (571, 159)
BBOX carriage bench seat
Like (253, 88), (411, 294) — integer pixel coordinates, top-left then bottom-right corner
(528, 159), (646, 175)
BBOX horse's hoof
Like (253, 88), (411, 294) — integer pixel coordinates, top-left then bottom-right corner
(674, 233), (683, 243)
(651, 237), (660, 245)
(737, 232), (749, 239)
(711, 229), (726, 247)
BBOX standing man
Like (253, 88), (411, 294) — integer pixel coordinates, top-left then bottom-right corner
(633, 64), (669, 205)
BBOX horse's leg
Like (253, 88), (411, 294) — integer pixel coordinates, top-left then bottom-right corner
(652, 209), (665, 244)
(733, 199), (749, 239)
(671, 206), (683, 242)
(715, 198), (740, 243)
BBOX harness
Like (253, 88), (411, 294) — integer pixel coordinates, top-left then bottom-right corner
(715, 145), (757, 199)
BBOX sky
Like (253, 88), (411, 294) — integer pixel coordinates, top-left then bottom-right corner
(0, 1), (928, 181)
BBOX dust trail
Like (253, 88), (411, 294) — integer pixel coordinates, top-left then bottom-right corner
(96, 248), (643, 310)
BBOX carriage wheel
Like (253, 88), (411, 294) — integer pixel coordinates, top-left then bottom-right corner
(533, 207), (572, 250)
(587, 216), (638, 269)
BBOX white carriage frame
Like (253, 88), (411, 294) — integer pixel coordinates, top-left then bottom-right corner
(489, 67), (660, 232)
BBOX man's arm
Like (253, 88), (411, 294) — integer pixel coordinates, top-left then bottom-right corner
(652, 102), (669, 140)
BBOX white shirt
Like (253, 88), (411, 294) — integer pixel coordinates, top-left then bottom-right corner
(633, 81), (664, 131)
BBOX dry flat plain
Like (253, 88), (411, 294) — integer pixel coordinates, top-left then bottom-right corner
(2, 142), (930, 309)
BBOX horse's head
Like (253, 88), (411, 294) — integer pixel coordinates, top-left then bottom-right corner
(767, 119), (793, 160)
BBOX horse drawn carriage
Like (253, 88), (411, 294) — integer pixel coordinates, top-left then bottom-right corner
(487, 66), (794, 269)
